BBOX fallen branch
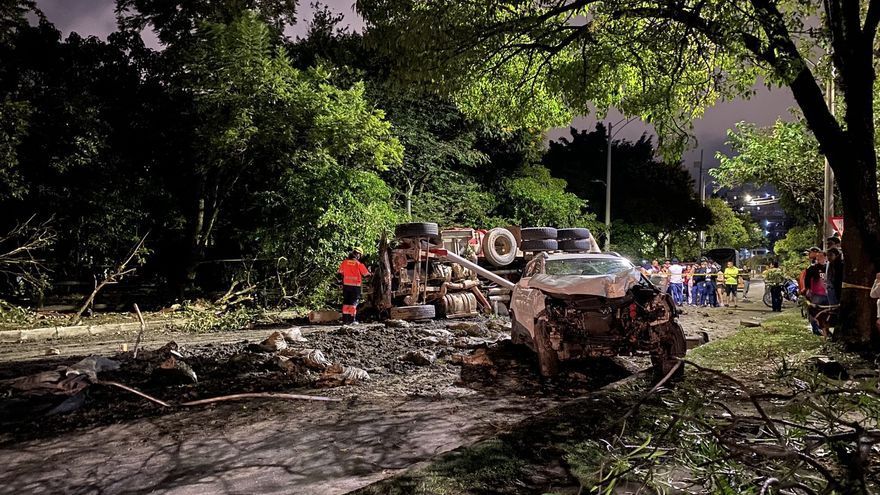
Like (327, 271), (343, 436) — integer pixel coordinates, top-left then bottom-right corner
(180, 392), (341, 406)
(99, 380), (172, 408)
(70, 232), (149, 326)
(132, 304), (146, 359)
(98, 380), (340, 408)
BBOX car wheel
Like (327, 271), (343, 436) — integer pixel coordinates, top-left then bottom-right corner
(521, 227), (558, 241)
(651, 322), (686, 382)
(521, 239), (558, 252)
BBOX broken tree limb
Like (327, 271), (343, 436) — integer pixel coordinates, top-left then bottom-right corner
(97, 380), (339, 408)
(99, 380), (172, 408)
(132, 304), (146, 359)
(179, 392), (341, 406)
(70, 232), (150, 326)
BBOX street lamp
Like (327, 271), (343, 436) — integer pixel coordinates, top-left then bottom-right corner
(603, 117), (637, 250)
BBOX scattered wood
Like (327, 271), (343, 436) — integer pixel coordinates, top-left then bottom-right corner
(98, 380), (339, 408)
(132, 303), (146, 359)
(70, 232), (149, 326)
(180, 393), (340, 406)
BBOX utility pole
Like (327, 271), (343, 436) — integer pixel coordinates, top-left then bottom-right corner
(604, 122), (612, 250)
(697, 149), (705, 250)
(823, 77), (835, 248)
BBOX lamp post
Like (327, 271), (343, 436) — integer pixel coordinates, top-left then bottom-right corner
(603, 117), (636, 251)
(604, 122), (612, 250)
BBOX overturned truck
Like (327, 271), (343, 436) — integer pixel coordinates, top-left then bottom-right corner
(369, 223), (600, 319)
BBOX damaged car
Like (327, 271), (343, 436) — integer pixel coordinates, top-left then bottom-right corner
(510, 252), (686, 379)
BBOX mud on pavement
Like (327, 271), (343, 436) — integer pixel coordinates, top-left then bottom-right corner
(0, 317), (634, 445)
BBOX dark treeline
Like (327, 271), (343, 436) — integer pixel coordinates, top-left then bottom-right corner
(0, 0), (713, 308)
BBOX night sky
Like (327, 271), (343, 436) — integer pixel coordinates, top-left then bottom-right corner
(35, 0), (798, 175)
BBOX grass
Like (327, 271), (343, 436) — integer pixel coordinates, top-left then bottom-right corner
(356, 312), (847, 495)
(358, 439), (525, 495)
(688, 311), (826, 373)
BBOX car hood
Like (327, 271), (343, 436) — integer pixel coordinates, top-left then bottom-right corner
(523, 268), (642, 299)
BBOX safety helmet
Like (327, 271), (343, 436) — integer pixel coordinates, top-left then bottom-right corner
(352, 247), (364, 255)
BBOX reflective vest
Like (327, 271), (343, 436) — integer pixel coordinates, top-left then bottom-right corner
(338, 259), (369, 286)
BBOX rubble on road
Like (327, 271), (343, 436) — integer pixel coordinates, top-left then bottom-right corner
(0, 316), (551, 438)
(255, 331), (288, 352)
(281, 327), (307, 343)
(447, 321), (487, 337)
(384, 319), (410, 328)
(401, 350), (436, 366)
(153, 356), (198, 384)
(317, 363), (370, 387)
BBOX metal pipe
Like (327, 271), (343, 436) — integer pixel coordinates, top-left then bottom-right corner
(441, 251), (516, 290)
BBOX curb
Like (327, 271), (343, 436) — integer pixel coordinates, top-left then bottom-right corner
(0, 320), (178, 343)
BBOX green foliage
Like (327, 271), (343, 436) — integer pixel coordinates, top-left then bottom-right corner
(713, 119), (826, 225)
(773, 225), (817, 279)
(501, 165), (598, 229)
(0, 98), (29, 200)
(689, 312), (824, 372)
(180, 302), (260, 332)
(254, 165), (397, 305)
(356, 0), (767, 155)
(0, 299), (34, 326)
(705, 198), (764, 250)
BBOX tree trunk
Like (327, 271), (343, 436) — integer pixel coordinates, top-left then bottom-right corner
(830, 144), (880, 347)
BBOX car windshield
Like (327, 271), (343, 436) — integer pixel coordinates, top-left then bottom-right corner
(544, 258), (633, 276)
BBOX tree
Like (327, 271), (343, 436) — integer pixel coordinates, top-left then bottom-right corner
(543, 125), (711, 256)
(704, 198), (764, 250)
(116, 0), (297, 45)
(501, 165), (598, 228)
(356, 0), (880, 346)
(712, 119), (827, 227)
(774, 225), (818, 278)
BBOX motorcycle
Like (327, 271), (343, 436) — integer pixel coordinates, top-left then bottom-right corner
(763, 279), (800, 308)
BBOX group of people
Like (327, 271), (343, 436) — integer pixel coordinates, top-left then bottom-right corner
(795, 238), (843, 337)
(640, 259), (748, 308)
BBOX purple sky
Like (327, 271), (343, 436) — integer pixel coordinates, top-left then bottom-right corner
(35, 0), (797, 174)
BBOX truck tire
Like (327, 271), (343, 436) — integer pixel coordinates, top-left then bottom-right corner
(557, 228), (590, 240)
(394, 222), (439, 238)
(482, 228), (517, 267)
(651, 322), (686, 382)
(559, 239), (591, 252)
(521, 239), (558, 252)
(389, 304), (436, 321)
(533, 320), (559, 377)
(521, 227), (558, 241)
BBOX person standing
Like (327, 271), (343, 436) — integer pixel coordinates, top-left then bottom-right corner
(693, 260), (707, 306)
(668, 259), (684, 306)
(825, 247), (844, 306)
(723, 261), (740, 307)
(338, 247), (371, 325)
(741, 267), (751, 300)
(763, 261), (785, 312)
(705, 262), (720, 307)
(804, 251), (829, 337)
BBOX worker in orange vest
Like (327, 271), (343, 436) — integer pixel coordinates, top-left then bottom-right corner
(338, 247), (371, 324)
